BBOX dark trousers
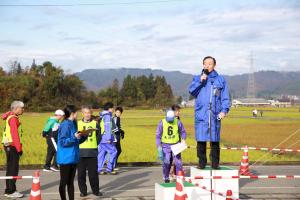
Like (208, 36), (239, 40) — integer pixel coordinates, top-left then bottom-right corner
(59, 164), (77, 200)
(197, 141), (220, 168)
(4, 146), (20, 194)
(77, 157), (99, 195)
(115, 140), (122, 167)
(44, 137), (57, 168)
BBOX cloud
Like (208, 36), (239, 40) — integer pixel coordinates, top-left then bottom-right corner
(77, 40), (102, 45)
(30, 23), (53, 30)
(0, 40), (25, 46)
(129, 24), (157, 32)
(61, 36), (85, 42)
(157, 35), (189, 43)
(140, 34), (155, 41)
(0, 1), (299, 75)
(59, 35), (102, 45)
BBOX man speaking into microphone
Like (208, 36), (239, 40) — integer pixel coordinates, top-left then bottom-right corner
(188, 56), (230, 169)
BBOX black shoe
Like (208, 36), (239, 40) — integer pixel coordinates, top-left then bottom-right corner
(80, 193), (87, 197)
(197, 165), (205, 169)
(50, 166), (60, 172)
(212, 165), (220, 170)
(43, 167), (52, 172)
(164, 179), (170, 183)
(93, 192), (103, 196)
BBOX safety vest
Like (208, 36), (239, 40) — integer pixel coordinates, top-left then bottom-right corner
(2, 115), (23, 145)
(78, 120), (97, 149)
(161, 118), (179, 144)
(100, 118), (112, 134)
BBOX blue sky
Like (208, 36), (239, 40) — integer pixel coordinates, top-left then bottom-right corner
(0, 0), (299, 75)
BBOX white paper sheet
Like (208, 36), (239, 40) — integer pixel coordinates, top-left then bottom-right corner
(171, 142), (187, 156)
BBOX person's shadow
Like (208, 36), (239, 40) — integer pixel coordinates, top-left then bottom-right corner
(100, 168), (152, 197)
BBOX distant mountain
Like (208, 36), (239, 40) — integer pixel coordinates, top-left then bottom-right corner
(75, 68), (193, 98)
(75, 68), (300, 98)
(225, 71), (300, 98)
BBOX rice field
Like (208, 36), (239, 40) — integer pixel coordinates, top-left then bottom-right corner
(0, 107), (299, 166)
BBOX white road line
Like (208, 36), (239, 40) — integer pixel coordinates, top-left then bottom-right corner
(243, 186), (300, 189)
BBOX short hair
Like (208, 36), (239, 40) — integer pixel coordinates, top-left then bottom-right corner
(11, 101), (24, 110)
(81, 105), (92, 111)
(103, 102), (114, 111)
(171, 104), (181, 111)
(203, 56), (216, 66)
(115, 106), (123, 113)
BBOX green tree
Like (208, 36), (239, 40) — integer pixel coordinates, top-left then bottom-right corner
(176, 96), (183, 104)
(120, 75), (137, 107)
(153, 76), (174, 107)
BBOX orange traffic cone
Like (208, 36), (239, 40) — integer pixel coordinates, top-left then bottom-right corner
(239, 146), (253, 175)
(29, 171), (42, 200)
(174, 171), (188, 200)
(225, 190), (232, 200)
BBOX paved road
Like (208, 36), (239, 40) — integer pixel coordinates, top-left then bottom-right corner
(1, 165), (300, 199)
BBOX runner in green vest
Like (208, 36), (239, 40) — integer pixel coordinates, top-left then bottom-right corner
(156, 110), (187, 183)
(77, 106), (102, 197)
(42, 109), (64, 172)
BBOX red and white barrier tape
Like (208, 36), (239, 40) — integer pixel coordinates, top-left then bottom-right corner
(179, 176), (240, 200)
(0, 176), (33, 180)
(193, 175), (300, 180)
(222, 146), (300, 153)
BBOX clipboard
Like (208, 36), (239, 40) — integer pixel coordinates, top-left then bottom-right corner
(78, 128), (98, 136)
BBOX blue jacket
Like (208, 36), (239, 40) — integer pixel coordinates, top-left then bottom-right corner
(57, 119), (86, 165)
(99, 111), (117, 143)
(189, 70), (231, 142)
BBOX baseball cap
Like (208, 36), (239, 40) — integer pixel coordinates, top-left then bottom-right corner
(166, 110), (175, 122)
(55, 109), (65, 116)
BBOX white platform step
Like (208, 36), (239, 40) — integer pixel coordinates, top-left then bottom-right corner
(154, 166), (239, 200)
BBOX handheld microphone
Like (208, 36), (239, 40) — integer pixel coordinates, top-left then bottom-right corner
(202, 69), (209, 75)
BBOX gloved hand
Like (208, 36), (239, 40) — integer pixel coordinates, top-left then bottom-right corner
(18, 151), (23, 156)
(157, 147), (164, 161)
(120, 130), (125, 139)
(42, 131), (49, 137)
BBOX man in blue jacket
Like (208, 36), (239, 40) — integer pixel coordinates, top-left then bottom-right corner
(189, 56), (230, 169)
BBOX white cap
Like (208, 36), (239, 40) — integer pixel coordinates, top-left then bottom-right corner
(166, 110), (175, 122)
(55, 109), (65, 116)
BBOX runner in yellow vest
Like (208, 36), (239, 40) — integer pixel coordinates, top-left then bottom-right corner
(77, 106), (102, 197)
(1, 101), (25, 198)
(156, 110), (187, 183)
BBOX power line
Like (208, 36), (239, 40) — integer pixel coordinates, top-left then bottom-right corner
(0, 0), (186, 7)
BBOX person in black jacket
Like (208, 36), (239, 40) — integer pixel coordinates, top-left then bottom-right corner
(113, 106), (124, 170)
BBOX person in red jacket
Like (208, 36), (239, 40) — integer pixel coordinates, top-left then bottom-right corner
(2, 101), (25, 198)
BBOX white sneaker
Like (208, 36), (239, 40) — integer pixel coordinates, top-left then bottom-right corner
(6, 191), (24, 198)
(50, 166), (60, 172)
(114, 167), (120, 171)
(43, 168), (52, 172)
